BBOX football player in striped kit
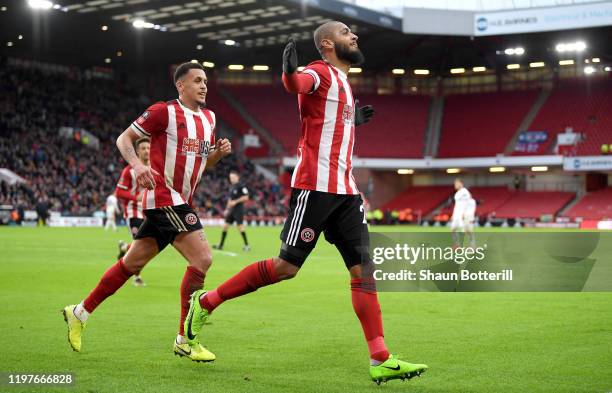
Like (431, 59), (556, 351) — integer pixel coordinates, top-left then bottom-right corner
(115, 136), (151, 287)
(62, 62), (231, 362)
(185, 21), (428, 384)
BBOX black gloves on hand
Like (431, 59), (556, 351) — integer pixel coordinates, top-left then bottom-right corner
(354, 99), (374, 126)
(282, 38), (298, 74)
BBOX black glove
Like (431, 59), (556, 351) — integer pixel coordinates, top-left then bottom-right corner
(282, 38), (298, 74)
(354, 99), (374, 126)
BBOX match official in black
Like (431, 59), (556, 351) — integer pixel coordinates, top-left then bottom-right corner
(213, 170), (250, 251)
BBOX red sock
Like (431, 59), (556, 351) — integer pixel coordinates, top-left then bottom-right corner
(200, 258), (279, 313)
(179, 266), (205, 335)
(83, 259), (133, 313)
(351, 278), (389, 362)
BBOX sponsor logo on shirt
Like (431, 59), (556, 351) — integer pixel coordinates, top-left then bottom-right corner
(181, 138), (211, 157)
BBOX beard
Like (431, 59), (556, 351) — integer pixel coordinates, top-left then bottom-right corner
(335, 41), (365, 65)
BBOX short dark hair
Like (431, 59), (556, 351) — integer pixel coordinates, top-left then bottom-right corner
(174, 62), (204, 84)
(313, 21), (341, 55)
(135, 137), (150, 149)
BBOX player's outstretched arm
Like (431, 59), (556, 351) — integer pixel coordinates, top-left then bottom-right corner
(206, 138), (231, 168)
(116, 127), (159, 189)
(281, 38), (315, 94)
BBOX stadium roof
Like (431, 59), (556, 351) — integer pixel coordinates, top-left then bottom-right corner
(1, 0), (610, 75)
(1, 0), (398, 68)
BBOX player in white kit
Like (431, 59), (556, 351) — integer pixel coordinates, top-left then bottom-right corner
(463, 196), (477, 248)
(104, 193), (119, 232)
(450, 179), (475, 247)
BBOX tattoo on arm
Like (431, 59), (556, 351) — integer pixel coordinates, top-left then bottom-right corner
(119, 142), (139, 164)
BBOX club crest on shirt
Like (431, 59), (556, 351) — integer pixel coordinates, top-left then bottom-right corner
(181, 137), (211, 157)
(136, 111), (149, 125)
(342, 104), (354, 125)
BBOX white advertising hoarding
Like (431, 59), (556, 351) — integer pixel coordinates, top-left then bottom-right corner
(48, 216), (104, 227)
(563, 156), (612, 172)
(474, 2), (612, 36)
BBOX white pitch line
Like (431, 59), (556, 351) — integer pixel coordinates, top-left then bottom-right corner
(214, 250), (238, 257)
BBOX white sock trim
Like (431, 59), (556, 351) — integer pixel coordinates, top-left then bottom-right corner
(370, 358), (384, 366)
(73, 302), (89, 323)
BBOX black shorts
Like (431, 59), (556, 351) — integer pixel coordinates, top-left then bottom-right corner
(134, 204), (202, 252)
(225, 208), (244, 225)
(128, 218), (144, 239)
(279, 188), (369, 269)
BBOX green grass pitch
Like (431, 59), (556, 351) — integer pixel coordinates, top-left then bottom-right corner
(1, 226), (611, 392)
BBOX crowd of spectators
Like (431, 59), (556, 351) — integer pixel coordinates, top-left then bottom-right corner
(0, 60), (286, 219)
(197, 157), (286, 218)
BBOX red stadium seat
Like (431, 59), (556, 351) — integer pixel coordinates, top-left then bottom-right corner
(437, 186), (515, 219)
(225, 84), (300, 154)
(352, 94), (430, 158)
(206, 86), (270, 158)
(493, 191), (575, 219)
(438, 90), (539, 157)
(517, 78), (612, 156)
(563, 188), (612, 220)
(381, 186), (454, 219)
(226, 86), (430, 158)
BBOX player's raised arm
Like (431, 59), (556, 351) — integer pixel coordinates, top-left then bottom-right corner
(116, 128), (159, 190)
(281, 38), (316, 94)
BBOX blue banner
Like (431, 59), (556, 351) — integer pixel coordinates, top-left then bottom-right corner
(515, 131), (548, 153)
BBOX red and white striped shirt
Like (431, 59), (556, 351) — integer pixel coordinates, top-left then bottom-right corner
(116, 165), (144, 219)
(291, 60), (358, 195)
(130, 99), (216, 210)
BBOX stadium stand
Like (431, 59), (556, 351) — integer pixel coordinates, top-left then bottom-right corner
(381, 185), (454, 219)
(225, 86), (431, 158)
(563, 187), (612, 220)
(492, 191), (575, 219)
(518, 78), (612, 156)
(0, 63), (127, 214)
(224, 84), (300, 154)
(0, 64), (285, 217)
(437, 90), (539, 157)
(354, 94), (430, 158)
(205, 84), (270, 158)
(0, 62), (606, 224)
(436, 186), (516, 219)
